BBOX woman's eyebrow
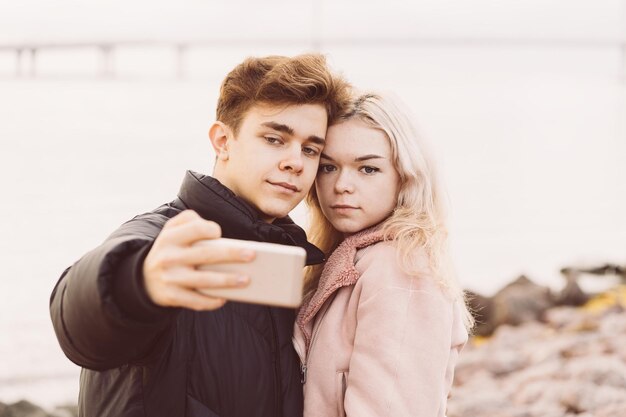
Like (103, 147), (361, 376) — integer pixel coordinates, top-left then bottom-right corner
(320, 153), (385, 162)
(354, 154), (384, 162)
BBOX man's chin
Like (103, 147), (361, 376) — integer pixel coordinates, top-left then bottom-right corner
(258, 202), (297, 222)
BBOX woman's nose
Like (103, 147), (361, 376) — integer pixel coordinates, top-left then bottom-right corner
(334, 170), (354, 194)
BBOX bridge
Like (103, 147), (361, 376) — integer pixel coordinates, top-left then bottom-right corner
(1, 36), (625, 79)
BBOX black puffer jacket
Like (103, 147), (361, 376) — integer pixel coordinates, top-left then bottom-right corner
(50, 171), (324, 417)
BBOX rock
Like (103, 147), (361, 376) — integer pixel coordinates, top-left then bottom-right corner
(543, 306), (586, 329)
(555, 269), (589, 306)
(0, 400), (48, 417)
(599, 309), (626, 334)
(488, 321), (548, 349)
(491, 275), (553, 327)
(563, 355), (626, 388)
(564, 383), (626, 413)
(560, 264), (626, 295)
(48, 405), (78, 417)
(446, 389), (511, 417)
(574, 264), (625, 281)
(0, 401), (77, 417)
(466, 274), (564, 336)
(484, 349), (529, 376)
(595, 403), (626, 417)
(505, 358), (564, 388)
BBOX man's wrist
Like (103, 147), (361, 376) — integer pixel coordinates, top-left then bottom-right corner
(112, 242), (175, 322)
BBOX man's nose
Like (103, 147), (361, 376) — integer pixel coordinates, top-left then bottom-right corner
(279, 145), (304, 173)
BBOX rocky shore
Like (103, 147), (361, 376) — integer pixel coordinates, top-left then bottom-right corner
(0, 401), (76, 417)
(449, 285), (626, 417)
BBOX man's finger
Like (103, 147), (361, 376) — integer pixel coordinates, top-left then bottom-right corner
(161, 244), (255, 268)
(162, 269), (250, 289)
(160, 218), (222, 246)
(164, 209), (200, 228)
(163, 286), (227, 311)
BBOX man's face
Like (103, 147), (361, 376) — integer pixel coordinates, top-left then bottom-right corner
(216, 103), (328, 223)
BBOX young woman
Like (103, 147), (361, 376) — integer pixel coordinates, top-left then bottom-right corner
(293, 92), (474, 417)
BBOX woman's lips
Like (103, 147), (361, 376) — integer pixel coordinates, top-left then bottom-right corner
(331, 204), (358, 209)
(331, 204), (359, 214)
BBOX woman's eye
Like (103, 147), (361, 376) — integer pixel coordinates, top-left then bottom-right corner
(360, 166), (380, 174)
(318, 164), (336, 173)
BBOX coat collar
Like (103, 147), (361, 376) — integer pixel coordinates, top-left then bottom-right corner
(296, 225), (385, 351)
(177, 170), (325, 266)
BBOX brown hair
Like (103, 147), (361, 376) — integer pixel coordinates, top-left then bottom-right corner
(216, 54), (352, 134)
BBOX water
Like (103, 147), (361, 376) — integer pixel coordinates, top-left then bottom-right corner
(1, 46), (625, 408)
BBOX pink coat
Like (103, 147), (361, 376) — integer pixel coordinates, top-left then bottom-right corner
(293, 227), (468, 417)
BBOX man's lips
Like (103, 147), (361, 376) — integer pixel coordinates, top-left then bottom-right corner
(267, 181), (300, 193)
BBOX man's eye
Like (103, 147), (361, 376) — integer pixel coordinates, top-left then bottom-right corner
(360, 166), (380, 175)
(265, 136), (282, 144)
(318, 164), (336, 173)
(303, 146), (320, 156)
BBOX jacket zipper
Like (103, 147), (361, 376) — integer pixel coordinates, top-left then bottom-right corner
(294, 295), (335, 385)
(267, 308), (283, 417)
(292, 339), (307, 384)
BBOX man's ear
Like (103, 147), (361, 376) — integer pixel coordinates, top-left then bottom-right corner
(209, 121), (232, 161)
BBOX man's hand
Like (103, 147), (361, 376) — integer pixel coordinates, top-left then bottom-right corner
(143, 210), (254, 311)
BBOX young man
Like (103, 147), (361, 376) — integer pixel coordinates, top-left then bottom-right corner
(50, 54), (351, 417)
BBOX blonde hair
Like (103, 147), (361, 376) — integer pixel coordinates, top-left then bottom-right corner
(305, 92), (474, 331)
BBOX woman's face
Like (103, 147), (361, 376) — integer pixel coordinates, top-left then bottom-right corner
(315, 118), (401, 235)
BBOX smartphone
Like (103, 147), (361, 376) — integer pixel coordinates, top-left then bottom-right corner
(193, 238), (307, 308)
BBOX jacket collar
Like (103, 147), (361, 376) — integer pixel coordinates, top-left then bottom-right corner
(177, 171), (325, 266)
(296, 225), (385, 351)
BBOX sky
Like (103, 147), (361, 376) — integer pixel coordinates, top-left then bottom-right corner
(0, 0), (623, 44)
